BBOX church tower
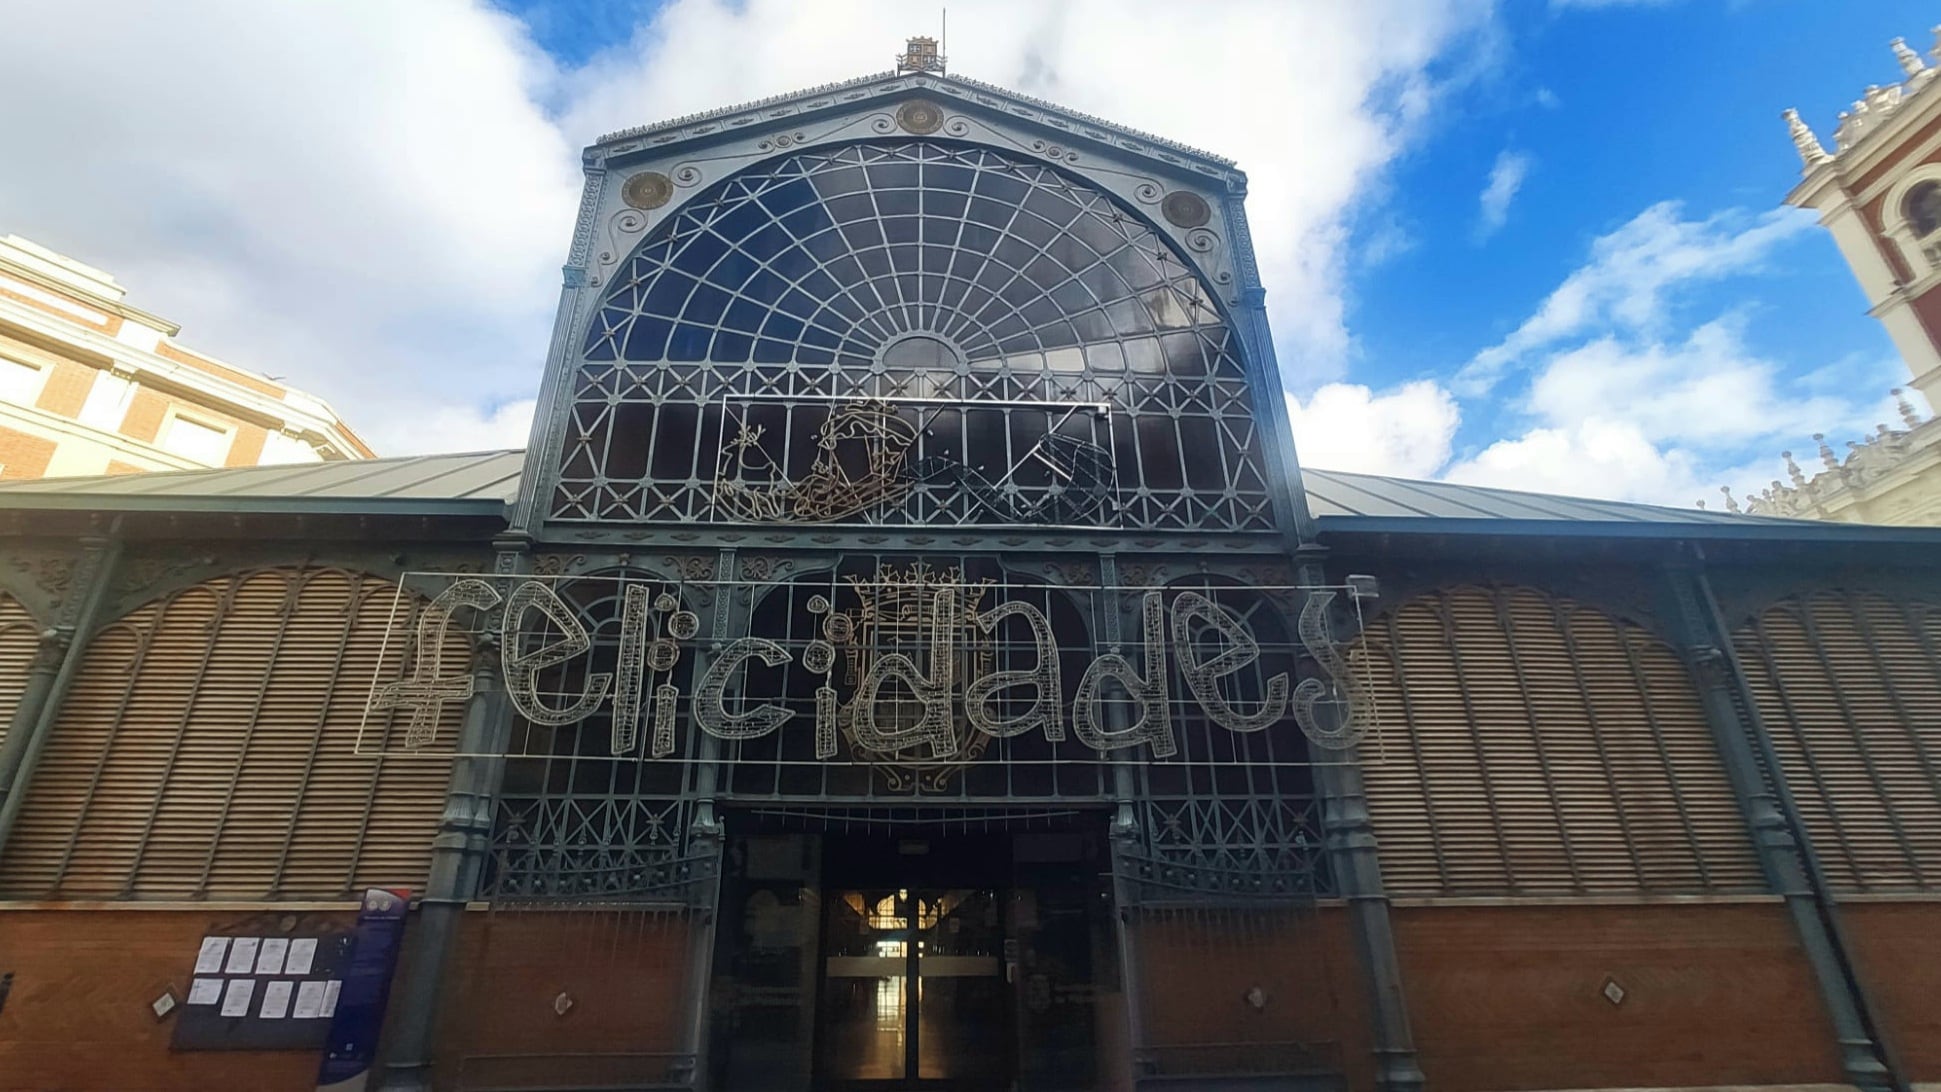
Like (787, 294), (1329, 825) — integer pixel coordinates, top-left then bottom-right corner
(1750, 30), (1941, 523)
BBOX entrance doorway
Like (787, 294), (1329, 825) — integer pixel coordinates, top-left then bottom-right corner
(707, 823), (1110, 1092)
(818, 886), (1006, 1087)
(816, 834), (1009, 1090)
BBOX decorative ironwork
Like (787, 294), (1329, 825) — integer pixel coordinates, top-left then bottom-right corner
(621, 171), (674, 210)
(895, 98), (945, 134)
(1161, 189), (1211, 228)
(554, 141), (1273, 531)
(712, 394), (1118, 526)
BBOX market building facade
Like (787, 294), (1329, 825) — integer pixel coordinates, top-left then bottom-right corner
(0, 47), (1938, 1092)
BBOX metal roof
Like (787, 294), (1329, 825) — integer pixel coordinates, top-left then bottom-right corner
(0, 450), (1930, 544)
(1303, 468), (1761, 525)
(0, 450), (522, 515)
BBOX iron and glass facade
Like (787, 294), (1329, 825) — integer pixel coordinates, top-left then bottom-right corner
(0, 67), (1939, 1092)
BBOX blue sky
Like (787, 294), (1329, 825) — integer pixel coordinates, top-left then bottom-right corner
(1, 0), (1933, 508)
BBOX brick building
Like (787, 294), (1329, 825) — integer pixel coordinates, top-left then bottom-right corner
(0, 41), (1936, 1092)
(0, 234), (372, 480)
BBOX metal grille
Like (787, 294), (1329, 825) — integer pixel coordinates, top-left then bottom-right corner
(555, 140), (1273, 531)
(1357, 585), (1764, 896)
(0, 593), (38, 751)
(0, 568), (463, 900)
(1133, 905), (1343, 1080)
(1734, 589), (1941, 892)
(446, 902), (702, 1090)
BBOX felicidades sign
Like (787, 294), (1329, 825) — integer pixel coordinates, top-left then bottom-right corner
(363, 569), (1370, 762)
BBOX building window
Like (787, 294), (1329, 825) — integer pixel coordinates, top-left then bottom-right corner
(158, 409), (233, 464)
(0, 356), (45, 405)
(76, 369), (135, 431)
(1907, 180), (1941, 239)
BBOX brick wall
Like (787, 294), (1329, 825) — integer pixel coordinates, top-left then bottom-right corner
(1392, 901), (1844, 1092)
(1841, 901), (1941, 1081)
(0, 907), (359, 1091)
(0, 426), (57, 479)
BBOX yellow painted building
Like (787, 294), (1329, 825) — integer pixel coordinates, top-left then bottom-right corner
(0, 234), (371, 480)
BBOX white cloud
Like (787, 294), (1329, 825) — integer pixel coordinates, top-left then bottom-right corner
(1457, 200), (1813, 394)
(1286, 381), (1461, 478)
(1445, 417), (1708, 503)
(563, 0), (1497, 384)
(0, 0), (583, 455)
(0, 0), (1499, 454)
(412, 399), (540, 454)
(1476, 149), (1531, 239)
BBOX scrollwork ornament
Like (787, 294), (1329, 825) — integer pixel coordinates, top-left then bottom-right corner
(1184, 226), (1220, 254)
(1134, 181), (1164, 204)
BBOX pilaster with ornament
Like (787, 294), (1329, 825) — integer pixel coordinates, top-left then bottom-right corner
(0, 524), (122, 861)
(1292, 543), (1424, 1092)
(379, 535), (529, 1092)
(1662, 550), (1899, 1092)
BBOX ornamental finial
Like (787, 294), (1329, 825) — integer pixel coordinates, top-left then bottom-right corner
(1784, 108), (1831, 167)
(897, 35), (945, 75)
(1783, 451), (1807, 488)
(1815, 433), (1840, 470)
(1719, 485), (1742, 514)
(1894, 388), (1924, 428)
(1895, 37), (1929, 79)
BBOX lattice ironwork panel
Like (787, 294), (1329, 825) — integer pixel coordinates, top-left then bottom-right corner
(554, 141), (1274, 531)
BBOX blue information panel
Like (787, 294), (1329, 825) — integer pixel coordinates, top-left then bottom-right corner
(315, 888), (412, 1092)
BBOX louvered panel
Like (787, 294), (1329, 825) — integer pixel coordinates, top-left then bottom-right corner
(0, 594), (40, 751)
(1735, 591), (1941, 892)
(1360, 586), (1761, 897)
(0, 568), (462, 901)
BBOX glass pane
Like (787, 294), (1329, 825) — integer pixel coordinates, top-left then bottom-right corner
(917, 888), (1007, 1081)
(822, 888), (909, 1080)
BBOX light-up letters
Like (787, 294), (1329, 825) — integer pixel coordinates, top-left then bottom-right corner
(381, 575), (1360, 759)
(502, 582), (612, 726)
(1072, 592), (1176, 756)
(369, 578), (501, 746)
(1171, 590), (1289, 733)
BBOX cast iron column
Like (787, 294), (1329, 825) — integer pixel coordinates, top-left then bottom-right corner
(379, 546), (523, 1092)
(0, 527), (121, 857)
(1296, 546), (1424, 1092)
(1663, 555), (1899, 1092)
(377, 637), (506, 1091)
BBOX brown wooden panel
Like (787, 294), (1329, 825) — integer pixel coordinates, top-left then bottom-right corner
(0, 907), (355, 1091)
(1841, 901), (1941, 1081)
(0, 568), (463, 900)
(1736, 592), (1941, 891)
(433, 908), (695, 1091)
(1394, 902), (1843, 1092)
(1135, 905), (1371, 1089)
(1357, 586), (1762, 896)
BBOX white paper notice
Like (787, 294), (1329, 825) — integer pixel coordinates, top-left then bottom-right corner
(320, 979), (342, 1018)
(219, 978), (256, 1018)
(224, 937), (260, 974)
(194, 937), (229, 974)
(255, 937), (290, 975)
(285, 937), (318, 976)
(259, 980), (293, 1020)
(187, 978), (224, 1006)
(293, 980), (327, 1019)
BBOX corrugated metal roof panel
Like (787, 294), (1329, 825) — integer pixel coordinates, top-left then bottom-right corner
(1301, 468), (1766, 525)
(0, 450), (523, 507)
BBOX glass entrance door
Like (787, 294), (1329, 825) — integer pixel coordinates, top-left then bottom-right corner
(819, 887), (1006, 1089)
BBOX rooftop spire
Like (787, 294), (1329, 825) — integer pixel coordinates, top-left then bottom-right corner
(897, 35), (945, 75)
(1783, 108), (1831, 167)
